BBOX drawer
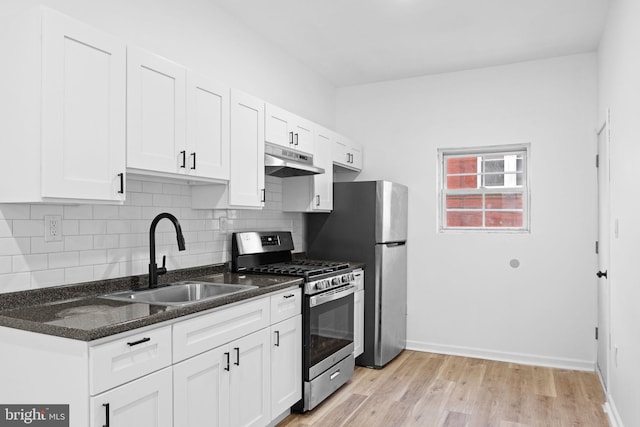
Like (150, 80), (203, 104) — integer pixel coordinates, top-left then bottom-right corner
(173, 297), (270, 362)
(270, 287), (301, 324)
(89, 325), (172, 395)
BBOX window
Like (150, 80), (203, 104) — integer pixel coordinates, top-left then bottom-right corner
(438, 144), (530, 232)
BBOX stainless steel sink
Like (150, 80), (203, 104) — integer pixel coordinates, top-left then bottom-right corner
(100, 281), (258, 306)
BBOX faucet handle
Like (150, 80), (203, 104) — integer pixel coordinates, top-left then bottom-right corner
(158, 255), (167, 276)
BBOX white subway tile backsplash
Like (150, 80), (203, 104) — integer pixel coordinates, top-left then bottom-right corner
(0, 220), (12, 237)
(64, 235), (93, 251)
(0, 256), (11, 274)
(79, 249), (107, 266)
(31, 268), (65, 288)
(30, 205), (63, 219)
(0, 237), (30, 256)
(65, 266), (94, 284)
(49, 252), (80, 269)
(0, 205), (30, 220)
(63, 205), (92, 219)
(93, 235), (120, 249)
(0, 176), (304, 293)
(12, 254), (48, 272)
(0, 272), (31, 292)
(30, 237), (62, 254)
(78, 220), (107, 235)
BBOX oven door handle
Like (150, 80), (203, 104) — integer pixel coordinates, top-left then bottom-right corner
(309, 284), (355, 307)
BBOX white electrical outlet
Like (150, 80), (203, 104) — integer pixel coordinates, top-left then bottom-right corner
(44, 215), (62, 242)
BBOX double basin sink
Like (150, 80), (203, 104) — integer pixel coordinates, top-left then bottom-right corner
(101, 281), (257, 307)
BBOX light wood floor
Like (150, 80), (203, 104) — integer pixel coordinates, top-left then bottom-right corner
(278, 350), (609, 427)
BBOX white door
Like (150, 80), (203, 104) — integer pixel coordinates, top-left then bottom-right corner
(265, 104), (293, 149)
(41, 9), (126, 201)
(173, 345), (230, 427)
(229, 328), (270, 427)
(292, 118), (314, 155)
(313, 129), (333, 211)
(186, 73), (229, 180)
(596, 114), (611, 389)
(91, 368), (172, 427)
(271, 315), (302, 416)
(229, 90), (265, 208)
(127, 47), (186, 174)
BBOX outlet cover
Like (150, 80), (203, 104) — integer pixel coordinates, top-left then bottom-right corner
(44, 215), (62, 242)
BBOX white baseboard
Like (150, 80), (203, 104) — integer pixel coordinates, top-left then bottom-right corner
(603, 400), (623, 427)
(406, 340), (595, 371)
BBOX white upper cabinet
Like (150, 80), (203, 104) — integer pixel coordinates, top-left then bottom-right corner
(127, 47), (188, 175)
(0, 7), (126, 203)
(265, 104), (314, 155)
(186, 73), (230, 181)
(229, 90), (266, 208)
(282, 126), (333, 212)
(333, 134), (363, 172)
(127, 48), (230, 182)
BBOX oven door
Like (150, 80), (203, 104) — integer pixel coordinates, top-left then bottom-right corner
(304, 284), (355, 380)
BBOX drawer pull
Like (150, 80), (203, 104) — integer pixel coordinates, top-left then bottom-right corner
(102, 403), (110, 427)
(283, 294), (295, 299)
(274, 330), (280, 347)
(234, 347), (240, 366)
(224, 352), (230, 371)
(127, 337), (151, 347)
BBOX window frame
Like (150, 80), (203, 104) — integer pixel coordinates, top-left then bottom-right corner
(437, 143), (531, 233)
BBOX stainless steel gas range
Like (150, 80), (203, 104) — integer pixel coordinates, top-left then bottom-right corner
(232, 231), (360, 412)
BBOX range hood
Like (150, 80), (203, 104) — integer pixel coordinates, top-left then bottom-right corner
(264, 143), (325, 177)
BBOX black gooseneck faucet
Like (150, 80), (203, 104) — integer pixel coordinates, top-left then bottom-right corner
(149, 212), (186, 288)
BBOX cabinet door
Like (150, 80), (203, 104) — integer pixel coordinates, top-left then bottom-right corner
(350, 142), (363, 171)
(271, 315), (301, 417)
(127, 47), (187, 174)
(186, 73), (229, 180)
(229, 90), (265, 208)
(41, 8), (126, 201)
(354, 290), (364, 358)
(312, 129), (333, 211)
(174, 345), (230, 427)
(293, 117), (314, 155)
(332, 137), (350, 167)
(229, 328), (270, 427)
(265, 103), (293, 149)
(91, 367), (172, 427)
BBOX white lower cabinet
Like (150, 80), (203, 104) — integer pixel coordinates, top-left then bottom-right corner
(271, 315), (302, 416)
(91, 367), (173, 427)
(0, 287), (301, 427)
(354, 290), (364, 358)
(173, 328), (271, 427)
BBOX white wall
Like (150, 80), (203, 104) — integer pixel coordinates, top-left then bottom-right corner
(336, 54), (598, 369)
(0, 0), (336, 128)
(598, 0), (640, 425)
(0, 0), (333, 293)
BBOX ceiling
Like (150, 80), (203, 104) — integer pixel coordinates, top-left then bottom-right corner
(211, 0), (610, 87)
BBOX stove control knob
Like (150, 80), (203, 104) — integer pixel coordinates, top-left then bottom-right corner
(331, 278), (341, 287)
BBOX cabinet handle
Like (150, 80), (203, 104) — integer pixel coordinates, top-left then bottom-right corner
(294, 133), (299, 146)
(316, 194), (320, 206)
(127, 337), (151, 347)
(117, 173), (124, 194)
(349, 153), (354, 163)
(102, 403), (110, 427)
(274, 330), (280, 347)
(283, 294), (295, 299)
(289, 131), (294, 145)
(190, 152), (196, 170)
(234, 347), (240, 366)
(180, 150), (186, 168)
(260, 188), (266, 203)
(224, 352), (230, 371)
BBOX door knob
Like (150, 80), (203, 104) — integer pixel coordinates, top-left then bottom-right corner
(596, 270), (608, 279)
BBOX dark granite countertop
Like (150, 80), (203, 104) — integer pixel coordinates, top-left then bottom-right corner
(0, 265), (302, 341)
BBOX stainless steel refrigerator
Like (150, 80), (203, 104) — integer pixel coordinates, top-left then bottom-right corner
(306, 180), (408, 368)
